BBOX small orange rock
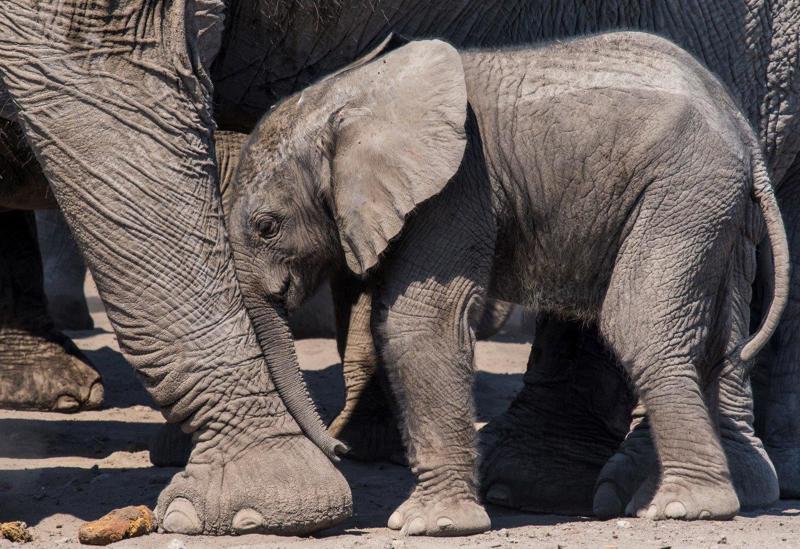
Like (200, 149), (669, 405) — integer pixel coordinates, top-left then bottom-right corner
(78, 505), (156, 546)
(0, 521), (32, 543)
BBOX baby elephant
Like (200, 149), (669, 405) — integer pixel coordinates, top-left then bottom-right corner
(228, 33), (789, 535)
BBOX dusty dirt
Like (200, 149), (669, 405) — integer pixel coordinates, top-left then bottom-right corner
(1, 281), (800, 548)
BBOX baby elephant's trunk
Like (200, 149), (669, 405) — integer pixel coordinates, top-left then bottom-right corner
(739, 145), (791, 362)
(247, 296), (349, 461)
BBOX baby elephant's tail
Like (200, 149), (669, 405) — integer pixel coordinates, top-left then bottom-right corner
(739, 145), (790, 361)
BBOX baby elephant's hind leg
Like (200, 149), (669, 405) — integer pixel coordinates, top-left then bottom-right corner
(600, 211), (740, 520)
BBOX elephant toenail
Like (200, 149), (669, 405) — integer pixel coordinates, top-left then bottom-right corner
(53, 395), (80, 413)
(86, 381), (104, 409)
(699, 510), (712, 519)
(388, 511), (404, 530)
(232, 508), (265, 533)
(593, 482), (623, 519)
(486, 484), (511, 505)
(436, 517), (454, 530)
(645, 504), (658, 519)
(162, 498), (202, 534)
(405, 517), (426, 536)
(665, 501), (687, 519)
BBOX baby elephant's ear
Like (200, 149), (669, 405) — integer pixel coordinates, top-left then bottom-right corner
(329, 40), (468, 275)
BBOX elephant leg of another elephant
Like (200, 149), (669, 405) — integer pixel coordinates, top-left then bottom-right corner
(35, 209), (93, 331)
(473, 299), (515, 340)
(480, 315), (635, 515)
(328, 276), (404, 462)
(0, 209), (103, 412)
(149, 423), (193, 467)
(754, 166), (800, 498)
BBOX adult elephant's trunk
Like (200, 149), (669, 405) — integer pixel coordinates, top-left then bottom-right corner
(242, 287), (348, 461)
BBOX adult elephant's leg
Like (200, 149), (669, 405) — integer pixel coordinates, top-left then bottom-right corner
(0, 209), (103, 411)
(328, 276), (403, 462)
(0, 0), (350, 535)
(754, 158), (800, 497)
(35, 209), (93, 331)
(480, 314), (634, 515)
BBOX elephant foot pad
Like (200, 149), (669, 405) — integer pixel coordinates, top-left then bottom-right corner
(387, 487), (490, 536)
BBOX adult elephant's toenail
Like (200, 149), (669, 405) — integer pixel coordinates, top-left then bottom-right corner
(593, 482), (622, 519)
(699, 509), (711, 519)
(664, 501), (687, 519)
(645, 504), (658, 519)
(405, 517), (426, 536)
(86, 382), (104, 409)
(162, 498), (202, 534)
(388, 511), (403, 530)
(232, 508), (265, 533)
(486, 484), (511, 505)
(53, 395), (80, 413)
(436, 517), (454, 530)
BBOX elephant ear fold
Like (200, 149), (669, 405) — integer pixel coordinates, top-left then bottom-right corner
(322, 33), (411, 81)
(328, 40), (468, 275)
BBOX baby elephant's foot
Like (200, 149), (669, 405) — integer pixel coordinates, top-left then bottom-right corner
(632, 477), (739, 520)
(388, 486), (490, 537)
(157, 431), (352, 535)
(0, 329), (103, 412)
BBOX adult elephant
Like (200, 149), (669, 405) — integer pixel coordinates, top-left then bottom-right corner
(0, 0), (798, 537)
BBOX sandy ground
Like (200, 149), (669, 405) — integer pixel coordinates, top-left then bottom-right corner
(2, 283), (800, 548)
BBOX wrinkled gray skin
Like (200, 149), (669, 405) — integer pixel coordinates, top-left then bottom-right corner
(1, 0), (800, 537)
(0, 113), (103, 412)
(228, 35), (790, 534)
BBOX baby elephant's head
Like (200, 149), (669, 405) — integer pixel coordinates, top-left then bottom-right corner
(227, 37), (468, 310)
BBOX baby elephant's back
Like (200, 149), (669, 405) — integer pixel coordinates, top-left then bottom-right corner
(462, 31), (753, 223)
(461, 32), (757, 306)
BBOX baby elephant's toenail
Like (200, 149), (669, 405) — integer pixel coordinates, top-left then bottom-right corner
(699, 510), (712, 519)
(436, 517), (454, 530)
(387, 511), (403, 530)
(232, 508), (265, 533)
(162, 498), (202, 534)
(645, 504), (658, 519)
(664, 501), (687, 519)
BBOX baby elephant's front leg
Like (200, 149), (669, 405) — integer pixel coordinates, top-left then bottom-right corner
(372, 182), (495, 535)
(375, 277), (490, 536)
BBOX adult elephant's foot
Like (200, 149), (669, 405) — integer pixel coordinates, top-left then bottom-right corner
(765, 447), (800, 497)
(387, 485), (490, 536)
(592, 419), (658, 518)
(480, 315), (634, 515)
(719, 423), (778, 509)
(328, 377), (404, 462)
(149, 423), (192, 467)
(0, 328), (103, 412)
(48, 294), (94, 331)
(479, 406), (624, 515)
(157, 432), (352, 535)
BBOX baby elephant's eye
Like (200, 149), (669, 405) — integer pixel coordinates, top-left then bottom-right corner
(253, 214), (281, 240)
